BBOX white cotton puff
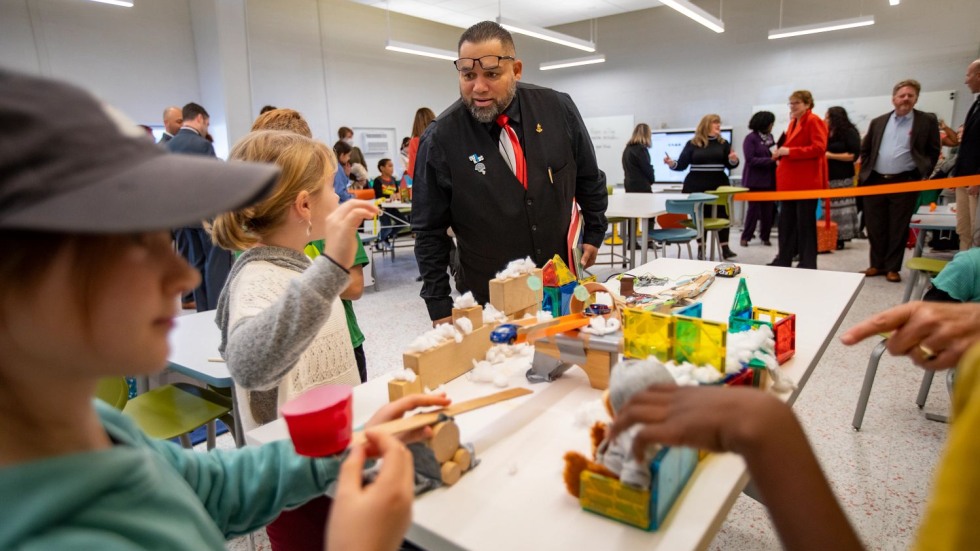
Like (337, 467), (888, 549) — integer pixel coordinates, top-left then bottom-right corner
(495, 256), (537, 279)
(483, 303), (507, 323)
(608, 359), (675, 413)
(492, 372), (510, 388)
(453, 292), (478, 309)
(390, 368), (417, 382)
(573, 399), (611, 428)
(535, 310), (554, 322)
(725, 327), (777, 373)
(580, 316), (622, 336)
(468, 359), (496, 383)
(691, 366), (723, 384)
(454, 316), (474, 335)
(404, 323), (462, 353)
(594, 292), (612, 306)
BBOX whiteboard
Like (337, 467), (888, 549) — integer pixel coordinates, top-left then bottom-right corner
(754, 90), (957, 139)
(583, 115), (635, 187)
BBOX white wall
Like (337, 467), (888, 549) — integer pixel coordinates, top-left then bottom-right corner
(2, 0), (977, 171)
(524, 0), (979, 179)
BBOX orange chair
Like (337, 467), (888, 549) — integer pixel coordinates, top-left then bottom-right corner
(352, 188), (375, 201)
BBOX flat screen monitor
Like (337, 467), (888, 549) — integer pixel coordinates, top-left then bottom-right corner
(648, 128), (734, 184)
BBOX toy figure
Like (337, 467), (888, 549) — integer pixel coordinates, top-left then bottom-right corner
(563, 359), (676, 495)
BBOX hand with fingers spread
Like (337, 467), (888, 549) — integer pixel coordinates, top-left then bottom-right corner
(365, 393), (451, 444)
(321, 199), (379, 268)
(840, 301), (980, 369)
(326, 431), (415, 551)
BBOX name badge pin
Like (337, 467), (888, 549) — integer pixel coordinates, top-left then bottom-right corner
(535, 123), (543, 133)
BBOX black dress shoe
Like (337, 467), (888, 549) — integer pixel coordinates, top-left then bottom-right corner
(740, 239), (749, 247)
(762, 240), (772, 246)
(722, 246), (737, 259)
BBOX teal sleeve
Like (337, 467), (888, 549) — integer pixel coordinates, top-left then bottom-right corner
(932, 249), (980, 303)
(143, 435), (342, 538)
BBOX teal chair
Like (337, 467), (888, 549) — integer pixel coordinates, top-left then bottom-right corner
(652, 193), (716, 259)
(679, 186), (747, 260)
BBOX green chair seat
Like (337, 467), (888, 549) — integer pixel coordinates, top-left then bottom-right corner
(95, 377), (130, 410)
(906, 257), (948, 275)
(123, 384), (231, 444)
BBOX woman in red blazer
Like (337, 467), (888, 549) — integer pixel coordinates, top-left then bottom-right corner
(768, 90), (828, 269)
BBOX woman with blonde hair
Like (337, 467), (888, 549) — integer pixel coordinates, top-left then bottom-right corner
(623, 123), (656, 193)
(664, 114), (740, 258)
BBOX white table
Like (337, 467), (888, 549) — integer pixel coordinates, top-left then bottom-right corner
(167, 310), (244, 446)
(605, 192), (687, 267)
(248, 258), (864, 551)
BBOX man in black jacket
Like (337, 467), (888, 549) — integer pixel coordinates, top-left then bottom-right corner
(412, 21), (607, 325)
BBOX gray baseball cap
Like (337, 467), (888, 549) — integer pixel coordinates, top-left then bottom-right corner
(0, 70), (280, 233)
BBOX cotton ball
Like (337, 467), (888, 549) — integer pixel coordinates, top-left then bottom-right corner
(593, 291), (612, 306)
(573, 399), (611, 428)
(454, 317), (474, 335)
(454, 331), (463, 343)
(535, 310), (554, 322)
(453, 292), (478, 309)
(492, 372), (510, 388)
(468, 359), (495, 383)
(390, 368), (417, 382)
(482, 303), (506, 323)
(691, 366), (722, 384)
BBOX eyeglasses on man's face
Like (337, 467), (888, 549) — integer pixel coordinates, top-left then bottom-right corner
(453, 55), (516, 72)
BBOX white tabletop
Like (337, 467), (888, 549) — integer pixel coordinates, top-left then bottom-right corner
(909, 213), (956, 230)
(916, 204), (955, 216)
(248, 258), (864, 551)
(605, 192), (687, 219)
(167, 310), (231, 387)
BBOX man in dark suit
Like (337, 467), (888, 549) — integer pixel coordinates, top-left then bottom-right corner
(167, 102), (220, 311)
(157, 106), (181, 145)
(166, 103), (214, 156)
(859, 79), (941, 283)
(956, 60), (980, 248)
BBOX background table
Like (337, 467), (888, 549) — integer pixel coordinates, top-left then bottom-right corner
(166, 310), (244, 446)
(249, 258), (864, 550)
(605, 192), (687, 267)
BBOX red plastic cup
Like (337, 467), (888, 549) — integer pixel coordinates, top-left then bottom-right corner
(280, 385), (353, 457)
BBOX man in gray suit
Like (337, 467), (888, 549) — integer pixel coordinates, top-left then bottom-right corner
(859, 79), (941, 283)
(157, 106), (181, 145)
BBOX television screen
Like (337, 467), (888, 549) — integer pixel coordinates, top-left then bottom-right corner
(648, 128), (734, 184)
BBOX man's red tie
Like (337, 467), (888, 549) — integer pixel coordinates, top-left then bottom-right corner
(496, 114), (527, 189)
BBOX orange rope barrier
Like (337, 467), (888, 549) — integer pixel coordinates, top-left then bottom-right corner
(733, 174), (980, 202)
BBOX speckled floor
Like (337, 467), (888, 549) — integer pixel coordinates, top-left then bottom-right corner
(223, 228), (955, 551)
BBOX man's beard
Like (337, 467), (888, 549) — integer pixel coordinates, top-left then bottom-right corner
(464, 81), (517, 123)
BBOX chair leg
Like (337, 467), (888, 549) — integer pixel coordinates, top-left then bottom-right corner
(853, 339), (888, 430)
(685, 242), (692, 259)
(916, 370), (935, 408)
(206, 420), (217, 450)
(179, 433), (193, 449)
(902, 270), (920, 303)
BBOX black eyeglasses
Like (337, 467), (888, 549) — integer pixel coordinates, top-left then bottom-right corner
(453, 55), (515, 72)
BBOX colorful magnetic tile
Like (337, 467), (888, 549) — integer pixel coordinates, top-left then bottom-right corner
(578, 446), (699, 531)
(622, 308), (673, 362)
(676, 302), (702, 318)
(673, 315), (727, 371)
(729, 316), (771, 334)
(730, 278), (753, 320)
(753, 307), (796, 364)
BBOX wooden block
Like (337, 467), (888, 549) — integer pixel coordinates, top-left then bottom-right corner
(580, 349), (616, 390)
(452, 305), (484, 330)
(387, 378), (423, 402)
(403, 322), (494, 389)
(453, 447), (472, 472)
(440, 460), (462, 486)
(488, 269), (543, 316)
(428, 420), (461, 463)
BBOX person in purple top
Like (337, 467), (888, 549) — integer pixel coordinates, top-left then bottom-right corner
(740, 111), (777, 247)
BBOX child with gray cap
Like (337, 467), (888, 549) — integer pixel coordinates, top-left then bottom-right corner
(0, 70), (428, 551)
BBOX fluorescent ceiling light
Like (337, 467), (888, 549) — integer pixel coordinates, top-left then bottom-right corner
(496, 16), (596, 53)
(659, 0), (724, 33)
(768, 15), (874, 39)
(385, 40), (456, 62)
(88, 0), (133, 6)
(889, 0), (900, 5)
(540, 54), (606, 71)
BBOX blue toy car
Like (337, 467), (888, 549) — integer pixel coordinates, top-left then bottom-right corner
(490, 324), (519, 345)
(585, 303), (611, 316)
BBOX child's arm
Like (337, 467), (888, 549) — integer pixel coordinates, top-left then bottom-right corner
(609, 385), (863, 551)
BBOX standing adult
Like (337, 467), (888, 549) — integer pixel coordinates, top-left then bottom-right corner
(663, 114), (739, 259)
(957, 59), (980, 248)
(623, 123), (655, 193)
(825, 106), (861, 250)
(739, 111), (777, 247)
(404, 107), (435, 184)
(769, 90), (828, 270)
(167, 102), (222, 311)
(859, 79), (941, 283)
(412, 21), (607, 324)
(158, 106), (182, 145)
